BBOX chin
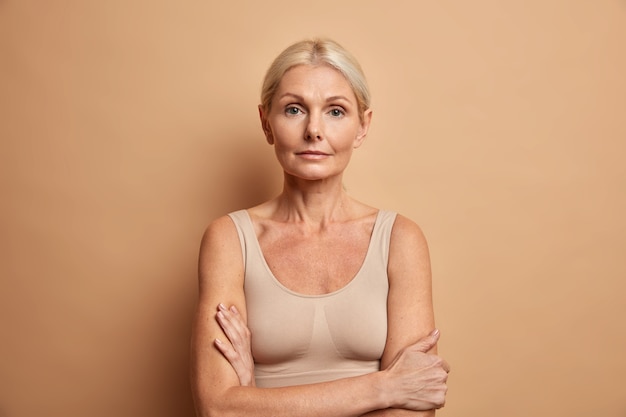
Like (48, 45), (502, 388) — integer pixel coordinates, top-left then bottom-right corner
(285, 169), (337, 182)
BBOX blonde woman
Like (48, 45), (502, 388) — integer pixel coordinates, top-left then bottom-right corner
(191, 38), (449, 417)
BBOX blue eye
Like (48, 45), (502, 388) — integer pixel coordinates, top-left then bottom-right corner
(330, 108), (344, 117)
(286, 107), (301, 115)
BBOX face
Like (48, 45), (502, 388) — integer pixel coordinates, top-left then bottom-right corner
(259, 64), (372, 182)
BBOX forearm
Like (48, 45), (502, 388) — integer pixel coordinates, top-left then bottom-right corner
(200, 313), (447, 417)
(195, 371), (391, 417)
(360, 409), (435, 417)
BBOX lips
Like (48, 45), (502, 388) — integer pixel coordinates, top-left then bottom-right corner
(296, 150), (330, 156)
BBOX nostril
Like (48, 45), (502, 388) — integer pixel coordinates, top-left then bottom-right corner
(305, 129), (322, 141)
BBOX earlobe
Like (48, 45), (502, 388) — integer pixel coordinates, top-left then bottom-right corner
(264, 125), (274, 145)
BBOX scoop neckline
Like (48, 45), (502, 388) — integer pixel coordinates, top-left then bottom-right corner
(241, 209), (382, 299)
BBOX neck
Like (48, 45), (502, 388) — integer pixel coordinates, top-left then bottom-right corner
(275, 173), (352, 227)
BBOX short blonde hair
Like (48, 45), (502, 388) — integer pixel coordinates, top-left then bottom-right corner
(260, 39), (371, 118)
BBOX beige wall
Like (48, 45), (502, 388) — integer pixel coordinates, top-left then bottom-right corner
(1, 1), (625, 416)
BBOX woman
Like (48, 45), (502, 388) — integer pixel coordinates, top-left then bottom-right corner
(190, 38), (449, 416)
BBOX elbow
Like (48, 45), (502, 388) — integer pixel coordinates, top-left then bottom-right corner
(190, 361), (244, 417)
(193, 398), (226, 417)
(192, 391), (224, 417)
(192, 389), (242, 417)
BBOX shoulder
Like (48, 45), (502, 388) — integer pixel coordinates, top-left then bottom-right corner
(198, 214), (244, 288)
(389, 213), (428, 250)
(201, 214), (241, 250)
(387, 214), (431, 279)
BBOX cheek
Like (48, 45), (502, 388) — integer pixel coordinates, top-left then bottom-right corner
(330, 125), (360, 148)
(272, 119), (303, 141)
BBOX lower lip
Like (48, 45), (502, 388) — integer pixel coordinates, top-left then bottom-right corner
(297, 153), (329, 160)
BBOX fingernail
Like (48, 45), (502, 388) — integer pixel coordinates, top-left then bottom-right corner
(230, 305), (238, 314)
(218, 303), (226, 310)
(215, 338), (222, 345)
(432, 329), (440, 337)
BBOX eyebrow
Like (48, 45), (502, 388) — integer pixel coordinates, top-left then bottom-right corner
(278, 93), (353, 103)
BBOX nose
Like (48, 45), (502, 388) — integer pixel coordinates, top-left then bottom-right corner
(305, 113), (323, 141)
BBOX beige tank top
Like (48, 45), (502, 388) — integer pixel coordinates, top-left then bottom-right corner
(228, 209), (397, 388)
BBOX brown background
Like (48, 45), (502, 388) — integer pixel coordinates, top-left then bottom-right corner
(1, 1), (625, 416)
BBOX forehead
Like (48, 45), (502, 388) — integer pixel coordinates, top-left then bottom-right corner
(276, 64), (356, 100)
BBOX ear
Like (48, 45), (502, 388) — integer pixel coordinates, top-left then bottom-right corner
(353, 109), (372, 149)
(258, 105), (274, 145)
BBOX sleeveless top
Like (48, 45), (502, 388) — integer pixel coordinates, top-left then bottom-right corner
(228, 209), (397, 388)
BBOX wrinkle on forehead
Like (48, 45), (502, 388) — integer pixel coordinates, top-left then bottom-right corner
(275, 65), (357, 106)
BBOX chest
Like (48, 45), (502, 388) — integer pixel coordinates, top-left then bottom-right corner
(257, 223), (372, 295)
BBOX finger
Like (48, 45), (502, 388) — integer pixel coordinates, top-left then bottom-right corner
(216, 310), (242, 342)
(442, 359), (451, 373)
(215, 338), (254, 386)
(217, 310), (245, 347)
(230, 305), (241, 316)
(218, 304), (246, 330)
(216, 306), (250, 350)
(412, 329), (440, 353)
(215, 338), (247, 377)
(217, 304), (244, 331)
(214, 338), (237, 361)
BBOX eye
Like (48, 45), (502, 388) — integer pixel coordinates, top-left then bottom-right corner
(329, 108), (345, 117)
(285, 106), (302, 116)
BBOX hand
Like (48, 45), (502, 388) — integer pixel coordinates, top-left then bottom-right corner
(383, 329), (450, 411)
(214, 303), (256, 386)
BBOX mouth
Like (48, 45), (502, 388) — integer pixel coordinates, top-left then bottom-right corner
(296, 150), (330, 156)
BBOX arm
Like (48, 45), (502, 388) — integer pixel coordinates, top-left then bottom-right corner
(190, 215), (448, 417)
(190, 216), (387, 417)
(361, 215), (448, 416)
(216, 309), (447, 417)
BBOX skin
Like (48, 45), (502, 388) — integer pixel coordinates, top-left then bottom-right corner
(190, 64), (449, 417)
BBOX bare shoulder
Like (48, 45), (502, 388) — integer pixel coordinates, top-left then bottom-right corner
(198, 214), (244, 294)
(389, 214), (429, 252)
(387, 214), (431, 286)
(201, 214), (240, 249)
